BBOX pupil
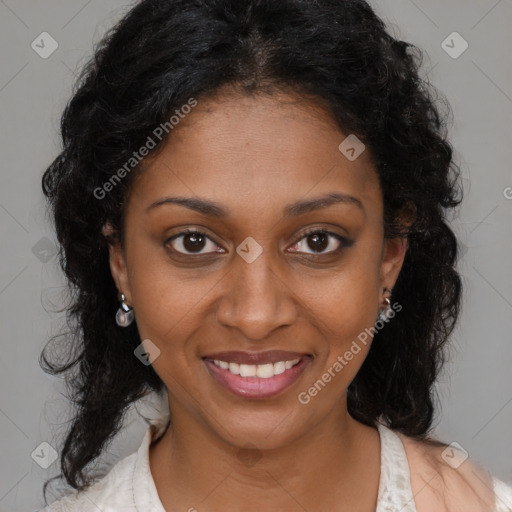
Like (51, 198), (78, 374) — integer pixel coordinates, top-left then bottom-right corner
(184, 233), (205, 252)
(308, 232), (328, 252)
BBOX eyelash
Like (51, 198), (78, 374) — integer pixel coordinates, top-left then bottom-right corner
(165, 227), (352, 258)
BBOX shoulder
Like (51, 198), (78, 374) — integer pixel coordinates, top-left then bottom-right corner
(39, 414), (170, 512)
(492, 477), (512, 512)
(395, 430), (511, 512)
(39, 452), (138, 512)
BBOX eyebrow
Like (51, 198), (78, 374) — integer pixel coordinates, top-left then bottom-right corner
(145, 192), (364, 217)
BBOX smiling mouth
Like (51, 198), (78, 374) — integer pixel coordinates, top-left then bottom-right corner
(202, 355), (312, 399)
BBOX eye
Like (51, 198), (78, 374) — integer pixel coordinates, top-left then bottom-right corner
(166, 229), (224, 255)
(165, 227), (352, 258)
(287, 229), (351, 255)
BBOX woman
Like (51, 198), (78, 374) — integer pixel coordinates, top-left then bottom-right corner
(38, 0), (512, 510)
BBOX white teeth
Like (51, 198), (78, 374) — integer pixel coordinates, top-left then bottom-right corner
(239, 364), (257, 377)
(211, 357), (302, 378)
(256, 363), (274, 378)
(273, 361), (286, 375)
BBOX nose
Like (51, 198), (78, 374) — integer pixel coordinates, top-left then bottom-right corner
(216, 251), (298, 341)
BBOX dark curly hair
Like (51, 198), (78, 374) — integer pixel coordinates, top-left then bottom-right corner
(40, 0), (462, 501)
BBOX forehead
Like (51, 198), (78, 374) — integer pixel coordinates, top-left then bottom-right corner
(127, 89), (382, 220)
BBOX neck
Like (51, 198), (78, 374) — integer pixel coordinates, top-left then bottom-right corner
(149, 397), (381, 511)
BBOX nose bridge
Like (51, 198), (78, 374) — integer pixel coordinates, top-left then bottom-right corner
(216, 247), (296, 339)
(236, 252), (278, 301)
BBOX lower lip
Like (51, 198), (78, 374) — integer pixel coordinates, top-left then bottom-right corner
(203, 356), (311, 399)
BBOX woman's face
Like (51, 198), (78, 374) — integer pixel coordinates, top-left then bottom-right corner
(107, 89), (407, 449)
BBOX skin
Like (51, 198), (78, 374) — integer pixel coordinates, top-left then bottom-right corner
(105, 86), (408, 511)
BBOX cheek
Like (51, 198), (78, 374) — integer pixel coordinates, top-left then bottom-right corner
(131, 278), (203, 342)
(297, 272), (379, 396)
(125, 245), (197, 342)
(299, 258), (380, 343)
(128, 266), (206, 386)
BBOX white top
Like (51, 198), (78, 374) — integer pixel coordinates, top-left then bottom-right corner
(39, 416), (512, 512)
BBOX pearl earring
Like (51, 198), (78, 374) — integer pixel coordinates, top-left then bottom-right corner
(377, 297), (391, 323)
(115, 293), (134, 327)
(377, 289), (392, 323)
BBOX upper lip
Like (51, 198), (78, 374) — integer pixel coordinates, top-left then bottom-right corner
(202, 350), (309, 365)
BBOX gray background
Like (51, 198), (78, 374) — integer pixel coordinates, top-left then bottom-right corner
(1, 0), (511, 510)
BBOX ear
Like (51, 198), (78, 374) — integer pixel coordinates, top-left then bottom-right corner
(379, 236), (408, 293)
(380, 201), (415, 293)
(102, 222), (132, 303)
